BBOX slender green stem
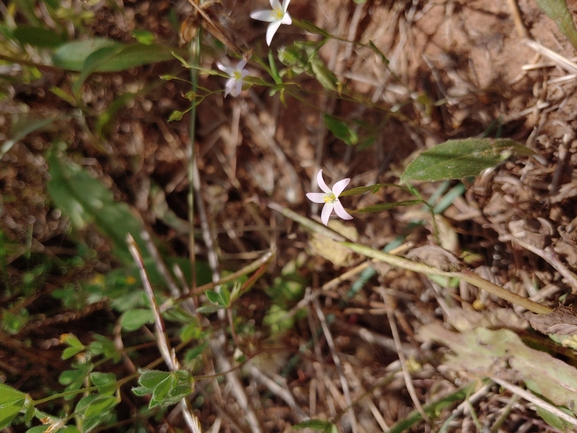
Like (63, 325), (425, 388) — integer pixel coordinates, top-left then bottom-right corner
(343, 242), (552, 315)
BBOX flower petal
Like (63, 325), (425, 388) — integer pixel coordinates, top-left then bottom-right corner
(265, 19), (283, 46)
(332, 178), (350, 197)
(316, 169), (331, 194)
(224, 78), (235, 97)
(282, 0), (291, 12)
(250, 10), (275, 22)
(333, 200), (353, 220)
(236, 60), (247, 71)
(270, 0), (281, 9)
(217, 63), (234, 76)
(232, 79), (243, 97)
(321, 203), (333, 226)
(306, 192), (326, 203)
(281, 12), (292, 25)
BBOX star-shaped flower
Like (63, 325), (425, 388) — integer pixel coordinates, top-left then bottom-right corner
(217, 59), (250, 97)
(306, 169), (353, 226)
(250, 0), (292, 46)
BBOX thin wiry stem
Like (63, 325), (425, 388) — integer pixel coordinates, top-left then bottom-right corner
(312, 296), (359, 433)
(127, 234), (201, 433)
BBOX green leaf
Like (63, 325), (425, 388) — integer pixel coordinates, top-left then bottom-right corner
(180, 322), (202, 343)
(27, 427), (49, 433)
(62, 333), (84, 348)
(534, 0), (577, 51)
(196, 305), (223, 314)
(120, 309), (154, 332)
(324, 115), (358, 146)
(206, 290), (228, 308)
(1, 309), (29, 334)
(90, 372), (116, 395)
(46, 149), (149, 264)
(0, 383), (26, 406)
(53, 39), (175, 73)
(278, 42), (337, 91)
(0, 384), (26, 429)
(168, 110), (184, 122)
(52, 38), (119, 71)
(133, 370), (193, 408)
(401, 138), (534, 182)
(293, 20), (330, 38)
(75, 394), (118, 419)
(137, 370), (171, 389)
(536, 405), (571, 432)
(294, 419), (335, 430)
(12, 25), (66, 48)
(1, 115), (56, 159)
(355, 200), (422, 213)
(62, 346), (84, 360)
(340, 183), (402, 197)
(132, 30), (154, 45)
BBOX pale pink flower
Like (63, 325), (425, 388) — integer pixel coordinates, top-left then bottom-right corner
(217, 60), (249, 97)
(306, 170), (353, 226)
(250, 0), (292, 46)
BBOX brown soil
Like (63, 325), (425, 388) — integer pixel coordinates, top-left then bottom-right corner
(2, 0), (577, 431)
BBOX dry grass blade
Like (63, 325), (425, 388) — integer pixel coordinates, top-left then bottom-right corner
(522, 39), (577, 74)
(126, 234), (202, 433)
(490, 377), (577, 428)
(312, 296), (359, 433)
(382, 291), (430, 425)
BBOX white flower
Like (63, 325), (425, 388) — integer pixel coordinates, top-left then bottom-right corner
(217, 60), (249, 97)
(250, 0), (292, 46)
(306, 169), (353, 226)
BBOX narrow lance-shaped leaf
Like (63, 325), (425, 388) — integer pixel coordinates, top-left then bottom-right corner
(534, 0), (577, 51)
(46, 149), (150, 264)
(401, 138), (534, 182)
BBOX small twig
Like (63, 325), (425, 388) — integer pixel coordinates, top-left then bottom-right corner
(382, 293), (430, 425)
(312, 297), (359, 433)
(490, 393), (519, 433)
(506, 0), (529, 38)
(166, 249), (274, 309)
(490, 377), (577, 428)
(140, 229), (182, 298)
(127, 234), (202, 433)
(248, 365), (308, 421)
(522, 39), (577, 74)
(500, 233), (577, 293)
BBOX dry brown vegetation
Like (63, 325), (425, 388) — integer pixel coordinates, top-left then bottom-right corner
(3, 0), (577, 432)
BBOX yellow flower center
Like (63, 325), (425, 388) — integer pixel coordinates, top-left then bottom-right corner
(273, 7), (284, 19)
(233, 70), (243, 80)
(324, 193), (336, 204)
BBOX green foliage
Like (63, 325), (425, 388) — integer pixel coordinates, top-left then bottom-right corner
(401, 138), (534, 182)
(12, 25), (66, 48)
(75, 394), (118, 431)
(534, 0), (577, 51)
(120, 308), (155, 331)
(324, 114), (358, 145)
(132, 370), (194, 408)
(294, 419), (338, 432)
(1, 115), (56, 159)
(71, 42), (176, 93)
(0, 383), (27, 429)
(1, 308), (29, 334)
(52, 39), (175, 72)
(46, 149), (149, 264)
(278, 41), (338, 90)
